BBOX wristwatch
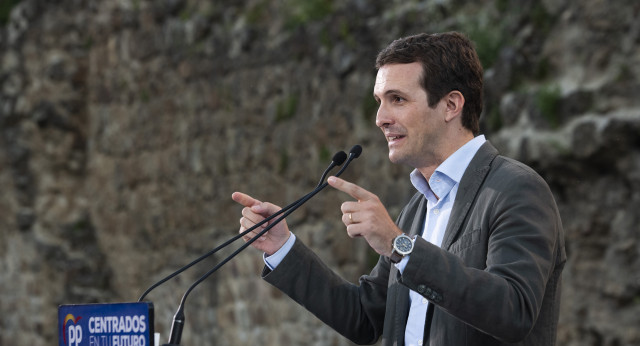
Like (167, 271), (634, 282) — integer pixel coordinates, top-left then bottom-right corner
(390, 233), (414, 264)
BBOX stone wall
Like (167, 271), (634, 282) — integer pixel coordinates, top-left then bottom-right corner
(1, 0), (638, 345)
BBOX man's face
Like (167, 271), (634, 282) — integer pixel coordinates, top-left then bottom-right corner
(373, 62), (447, 170)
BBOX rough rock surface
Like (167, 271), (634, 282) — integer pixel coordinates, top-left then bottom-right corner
(1, 0), (639, 345)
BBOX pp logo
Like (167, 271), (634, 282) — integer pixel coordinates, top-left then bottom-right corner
(63, 314), (83, 346)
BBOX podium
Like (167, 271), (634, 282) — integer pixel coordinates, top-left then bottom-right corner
(58, 302), (157, 346)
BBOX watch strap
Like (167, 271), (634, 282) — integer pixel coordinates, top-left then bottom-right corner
(389, 251), (404, 264)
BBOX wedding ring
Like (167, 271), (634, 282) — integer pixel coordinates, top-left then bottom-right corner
(349, 213), (353, 222)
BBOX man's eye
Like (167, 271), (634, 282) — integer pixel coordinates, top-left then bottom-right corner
(393, 96), (404, 103)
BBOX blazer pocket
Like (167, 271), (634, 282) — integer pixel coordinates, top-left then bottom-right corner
(448, 228), (482, 254)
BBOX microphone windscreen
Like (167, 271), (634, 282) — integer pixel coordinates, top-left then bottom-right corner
(332, 151), (348, 165)
(349, 145), (363, 158)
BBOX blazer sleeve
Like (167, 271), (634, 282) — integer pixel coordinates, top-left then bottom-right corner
(261, 192), (425, 345)
(262, 237), (390, 344)
(398, 157), (564, 343)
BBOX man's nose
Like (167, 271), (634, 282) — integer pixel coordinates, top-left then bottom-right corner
(375, 103), (394, 128)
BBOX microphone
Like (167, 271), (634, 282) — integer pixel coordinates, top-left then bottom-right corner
(318, 151), (348, 186)
(334, 145), (362, 177)
(163, 145), (363, 345)
(138, 150), (348, 303)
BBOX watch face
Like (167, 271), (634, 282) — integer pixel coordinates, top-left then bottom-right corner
(395, 235), (413, 255)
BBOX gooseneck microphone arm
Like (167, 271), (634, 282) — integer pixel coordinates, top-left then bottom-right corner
(138, 151), (348, 303)
(163, 145), (362, 345)
(317, 151), (348, 187)
(334, 145), (362, 177)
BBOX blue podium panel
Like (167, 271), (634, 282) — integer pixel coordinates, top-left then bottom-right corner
(58, 302), (154, 346)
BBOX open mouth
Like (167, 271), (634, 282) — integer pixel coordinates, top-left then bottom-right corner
(387, 135), (405, 142)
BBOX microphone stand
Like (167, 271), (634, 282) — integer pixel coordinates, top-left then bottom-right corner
(163, 146), (362, 345)
(138, 151), (348, 303)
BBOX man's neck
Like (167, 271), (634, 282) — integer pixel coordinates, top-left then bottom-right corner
(416, 132), (476, 181)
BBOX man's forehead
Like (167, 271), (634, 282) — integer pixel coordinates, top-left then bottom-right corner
(374, 63), (422, 92)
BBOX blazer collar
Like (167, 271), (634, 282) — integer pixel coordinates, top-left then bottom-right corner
(441, 141), (499, 250)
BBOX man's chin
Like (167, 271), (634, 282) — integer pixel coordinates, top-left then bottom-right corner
(388, 152), (416, 168)
(388, 152), (403, 164)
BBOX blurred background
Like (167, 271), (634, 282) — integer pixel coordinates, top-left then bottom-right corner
(1, 0), (639, 345)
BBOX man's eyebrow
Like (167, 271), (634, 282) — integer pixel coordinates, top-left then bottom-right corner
(373, 89), (406, 99)
(384, 89), (405, 96)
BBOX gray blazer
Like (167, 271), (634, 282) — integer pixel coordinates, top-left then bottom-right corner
(263, 141), (566, 346)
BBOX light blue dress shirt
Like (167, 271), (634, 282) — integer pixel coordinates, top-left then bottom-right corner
(265, 135), (486, 346)
(401, 135), (485, 346)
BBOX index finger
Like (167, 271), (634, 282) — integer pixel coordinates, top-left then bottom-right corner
(232, 192), (262, 208)
(327, 176), (374, 201)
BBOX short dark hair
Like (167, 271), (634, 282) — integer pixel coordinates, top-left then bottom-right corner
(375, 32), (483, 135)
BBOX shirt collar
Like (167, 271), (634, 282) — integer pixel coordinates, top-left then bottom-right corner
(410, 135), (486, 198)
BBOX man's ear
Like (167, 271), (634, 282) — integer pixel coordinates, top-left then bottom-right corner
(444, 91), (465, 123)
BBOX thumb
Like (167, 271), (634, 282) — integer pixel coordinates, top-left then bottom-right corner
(252, 201), (281, 215)
(251, 203), (267, 213)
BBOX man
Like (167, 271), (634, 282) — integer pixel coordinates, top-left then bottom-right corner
(233, 32), (566, 346)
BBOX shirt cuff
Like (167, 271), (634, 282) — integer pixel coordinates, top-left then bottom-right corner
(263, 233), (296, 270)
(394, 255), (410, 273)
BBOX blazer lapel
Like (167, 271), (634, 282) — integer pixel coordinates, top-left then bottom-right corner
(409, 196), (428, 237)
(441, 141), (498, 250)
